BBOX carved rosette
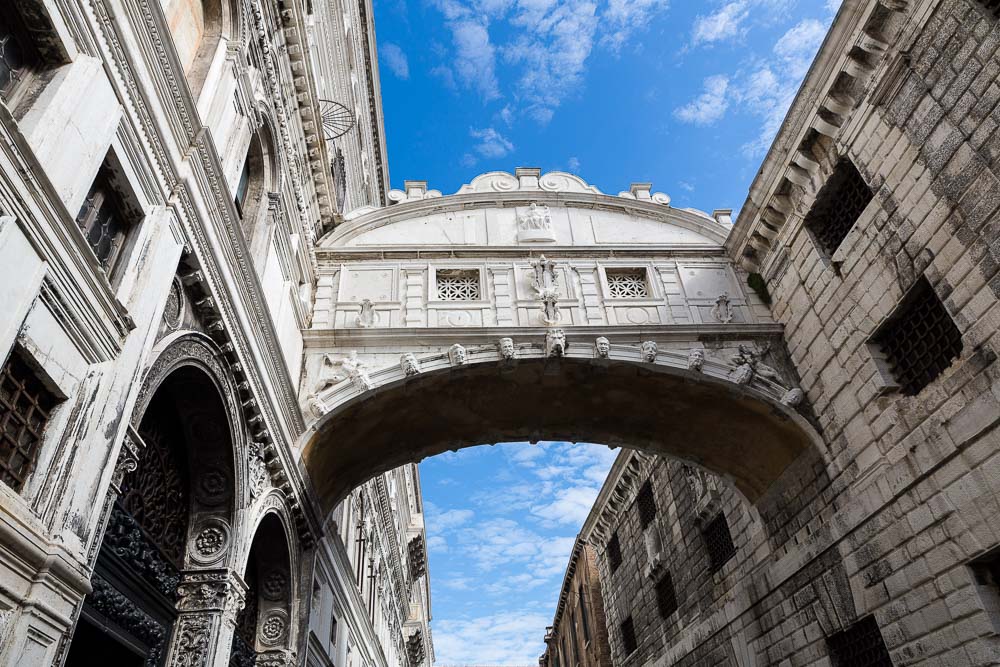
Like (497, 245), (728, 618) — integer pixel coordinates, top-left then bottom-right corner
(190, 520), (230, 565)
(259, 610), (288, 646)
(260, 569), (288, 601)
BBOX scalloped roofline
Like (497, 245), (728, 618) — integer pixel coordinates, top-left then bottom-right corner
(322, 168), (733, 247)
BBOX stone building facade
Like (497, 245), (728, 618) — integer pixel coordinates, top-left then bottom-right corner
(0, 0), (430, 665)
(539, 542), (611, 667)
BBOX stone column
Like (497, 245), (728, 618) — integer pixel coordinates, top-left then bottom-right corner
(165, 570), (246, 667)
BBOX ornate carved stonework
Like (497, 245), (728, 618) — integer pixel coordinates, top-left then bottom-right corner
(517, 203), (556, 242)
(545, 329), (567, 358)
(682, 465), (722, 525)
(449, 344), (467, 365)
(192, 521), (229, 563)
(111, 427), (143, 494)
(103, 505), (181, 599)
(356, 298), (377, 328)
(196, 466), (229, 506)
(259, 610), (287, 646)
(688, 348), (705, 372)
(641, 341), (658, 362)
(341, 351), (374, 391)
(729, 344), (785, 388)
(498, 337), (516, 361)
(261, 570), (287, 601)
(595, 337), (610, 358)
(248, 442), (269, 498)
(400, 353), (420, 376)
(712, 292), (734, 324)
(88, 573), (167, 667)
(171, 614), (213, 667)
(530, 256), (561, 325)
(781, 387), (805, 407)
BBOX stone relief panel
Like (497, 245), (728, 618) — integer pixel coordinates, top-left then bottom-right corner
(338, 268), (395, 303)
(676, 262), (749, 325)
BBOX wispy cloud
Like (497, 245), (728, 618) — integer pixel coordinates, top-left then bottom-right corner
(691, 1), (749, 46)
(433, 611), (552, 664)
(470, 126), (515, 158)
(379, 42), (410, 79)
(674, 74), (730, 125)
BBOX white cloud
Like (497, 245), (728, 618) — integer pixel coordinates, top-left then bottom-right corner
(773, 18), (826, 78)
(567, 156), (581, 172)
(825, 0), (842, 12)
(470, 126), (515, 158)
(451, 20), (502, 100)
(679, 180), (695, 192)
(433, 611), (552, 664)
(531, 484), (603, 526)
(674, 74), (730, 126)
(601, 0), (670, 52)
(379, 42), (410, 79)
(430, 508), (475, 532)
(691, 1), (749, 46)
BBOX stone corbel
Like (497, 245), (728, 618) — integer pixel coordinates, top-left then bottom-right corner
(111, 425), (145, 494)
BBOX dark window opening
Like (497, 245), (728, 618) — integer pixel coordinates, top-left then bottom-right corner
(0, 5), (41, 105)
(871, 277), (962, 396)
(75, 163), (138, 275)
(578, 583), (590, 642)
(702, 513), (736, 574)
(332, 147), (347, 213)
(607, 532), (623, 573)
(976, 1), (1000, 19)
(0, 350), (58, 493)
(804, 158), (873, 257)
(636, 479), (657, 528)
(620, 615), (638, 656)
(655, 571), (678, 618)
(826, 615), (893, 667)
(235, 157), (251, 217)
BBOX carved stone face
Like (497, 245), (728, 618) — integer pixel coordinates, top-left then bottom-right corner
(595, 337), (610, 358)
(545, 329), (567, 357)
(641, 341), (658, 362)
(498, 338), (515, 360)
(688, 348), (705, 371)
(449, 344), (467, 365)
(400, 353), (420, 376)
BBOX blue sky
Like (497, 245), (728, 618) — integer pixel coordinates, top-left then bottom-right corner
(373, 0), (842, 214)
(420, 443), (618, 664)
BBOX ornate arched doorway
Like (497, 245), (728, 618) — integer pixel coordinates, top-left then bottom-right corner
(65, 343), (239, 666)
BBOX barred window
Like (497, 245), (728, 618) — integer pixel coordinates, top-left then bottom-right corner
(826, 616), (892, 667)
(872, 277), (962, 396)
(976, 0), (1000, 19)
(0, 351), (58, 493)
(606, 269), (649, 298)
(436, 269), (481, 301)
(607, 532), (623, 573)
(655, 571), (678, 618)
(702, 513), (736, 573)
(636, 480), (657, 528)
(620, 616), (638, 656)
(0, 5), (40, 105)
(75, 165), (135, 274)
(804, 158), (873, 257)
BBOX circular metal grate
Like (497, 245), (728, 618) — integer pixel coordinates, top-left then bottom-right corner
(318, 100), (355, 140)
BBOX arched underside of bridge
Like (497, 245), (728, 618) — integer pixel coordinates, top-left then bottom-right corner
(301, 357), (824, 514)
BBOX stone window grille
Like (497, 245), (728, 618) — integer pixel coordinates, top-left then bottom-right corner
(636, 479), (657, 528)
(620, 615), (638, 656)
(826, 616), (893, 667)
(870, 277), (962, 396)
(607, 532), (623, 573)
(75, 165), (135, 276)
(606, 268), (649, 298)
(0, 350), (58, 493)
(976, 0), (1000, 19)
(0, 5), (41, 106)
(804, 158), (873, 257)
(436, 269), (481, 301)
(702, 513), (736, 573)
(655, 571), (678, 618)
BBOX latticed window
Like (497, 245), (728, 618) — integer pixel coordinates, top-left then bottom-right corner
(607, 532), (623, 573)
(620, 615), (638, 655)
(976, 0), (1000, 19)
(804, 159), (873, 256)
(702, 513), (736, 573)
(872, 278), (962, 396)
(826, 616), (893, 667)
(0, 351), (58, 493)
(75, 166), (132, 273)
(436, 269), (481, 301)
(655, 571), (678, 618)
(606, 268), (649, 298)
(0, 5), (40, 104)
(636, 479), (657, 528)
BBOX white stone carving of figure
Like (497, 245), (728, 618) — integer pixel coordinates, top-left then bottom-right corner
(307, 394), (329, 419)
(519, 203), (551, 231)
(545, 329), (567, 357)
(730, 344), (784, 387)
(449, 344), (467, 365)
(781, 387), (805, 407)
(595, 337), (610, 358)
(400, 353), (421, 377)
(342, 351), (374, 392)
(531, 255), (561, 325)
(688, 348), (705, 372)
(641, 341), (658, 362)
(498, 337), (516, 361)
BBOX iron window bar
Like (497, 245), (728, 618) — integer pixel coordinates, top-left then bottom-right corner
(804, 158), (873, 257)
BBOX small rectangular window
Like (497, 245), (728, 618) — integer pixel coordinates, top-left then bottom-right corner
(0, 5), (41, 106)
(976, 0), (1000, 19)
(804, 158), (873, 257)
(436, 269), (481, 301)
(620, 615), (638, 656)
(607, 532), (623, 573)
(75, 164), (137, 276)
(636, 479), (657, 528)
(606, 268), (649, 298)
(655, 571), (678, 618)
(702, 513), (736, 574)
(871, 277), (962, 396)
(0, 350), (58, 493)
(826, 615), (892, 667)
(330, 613), (338, 645)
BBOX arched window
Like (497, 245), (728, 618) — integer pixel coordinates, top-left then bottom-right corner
(159, 0), (232, 96)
